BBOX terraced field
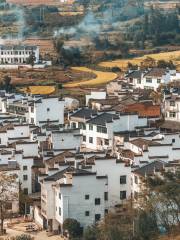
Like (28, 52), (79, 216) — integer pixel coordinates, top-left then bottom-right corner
(20, 86), (55, 95)
(64, 67), (118, 88)
(99, 51), (180, 70)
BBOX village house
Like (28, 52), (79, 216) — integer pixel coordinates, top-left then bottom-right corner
(126, 68), (180, 90)
(0, 45), (39, 64)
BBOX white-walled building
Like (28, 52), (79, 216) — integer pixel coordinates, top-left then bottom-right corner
(50, 129), (82, 150)
(86, 91), (106, 106)
(126, 68), (180, 90)
(39, 166), (107, 231)
(69, 109), (147, 150)
(0, 45), (39, 64)
(165, 94), (180, 121)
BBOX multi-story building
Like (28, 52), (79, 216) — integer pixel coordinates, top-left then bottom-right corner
(0, 45), (39, 64)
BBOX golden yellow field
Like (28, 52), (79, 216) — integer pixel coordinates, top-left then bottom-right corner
(64, 67), (118, 88)
(59, 11), (84, 16)
(20, 86), (55, 95)
(99, 51), (180, 70)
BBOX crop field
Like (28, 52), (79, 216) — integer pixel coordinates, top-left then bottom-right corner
(99, 51), (180, 70)
(64, 67), (118, 88)
(20, 86), (55, 95)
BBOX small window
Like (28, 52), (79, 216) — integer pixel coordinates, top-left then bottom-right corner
(105, 209), (108, 215)
(170, 101), (175, 106)
(157, 79), (161, 84)
(89, 137), (93, 144)
(23, 166), (27, 171)
(59, 193), (61, 199)
(172, 138), (175, 143)
(104, 139), (109, 145)
(169, 112), (176, 118)
(95, 198), (101, 205)
(47, 108), (50, 112)
(85, 195), (89, 200)
(120, 191), (126, 200)
(83, 135), (86, 142)
(95, 214), (101, 222)
(146, 77), (152, 83)
(85, 211), (90, 216)
(104, 192), (108, 201)
(23, 175), (28, 181)
(89, 124), (93, 131)
(59, 207), (61, 216)
(120, 175), (127, 184)
(23, 188), (28, 195)
(134, 176), (138, 184)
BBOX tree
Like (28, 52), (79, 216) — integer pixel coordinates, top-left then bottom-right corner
(63, 218), (81, 238)
(26, 51), (36, 67)
(15, 234), (33, 240)
(2, 75), (13, 92)
(0, 172), (18, 235)
(84, 225), (98, 240)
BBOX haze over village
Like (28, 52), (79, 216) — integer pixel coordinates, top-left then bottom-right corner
(0, 0), (180, 240)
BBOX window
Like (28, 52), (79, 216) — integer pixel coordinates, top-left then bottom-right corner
(89, 124), (93, 131)
(137, 79), (141, 84)
(95, 214), (101, 222)
(59, 207), (61, 216)
(104, 139), (109, 145)
(59, 193), (61, 199)
(85, 211), (90, 216)
(85, 194), (89, 200)
(89, 137), (93, 144)
(172, 138), (175, 143)
(31, 118), (34, 124)
(104, 192), (108, 201)
(169, 112), (176, 118)
(83, 135), (86, 142)
(146, 77), (152, 83)
(78, 122), (86, 130)
(23, 175), (28, 181)
(120, 191), (127, 200)
(95, 198), (101, 205)
(97, 126), (107, 134)
(23, 166), (28, 171)
(105, 209), (108, 215)
(134, 176), (138, 184)
(157, 79), (161, 84)
(47, 108), (50, 112)
(72, 122), (76, 129)
(170, 101), (175, 106)
(120, 175), (127, 184)
(23, 188), (28, 195)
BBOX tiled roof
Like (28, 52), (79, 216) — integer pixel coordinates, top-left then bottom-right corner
(160, 120), (180, 131)
(87, 113), (120, 126)
(44, 166), (96, 181)
(126, 70), (143, 79)
(45, 151), (75, 167)
(133, 160), (165, 177)
(121, 103), (161, 117)
(144, 68), (167, 78)
(70, 108), (97, 120)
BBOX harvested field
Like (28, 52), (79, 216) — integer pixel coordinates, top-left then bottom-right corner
(64, 67), (118, 88)
(20, 85), (55, 95)
(99, 51), (180, 70)
(23, 38), (57, 59)
(6, 0), (63, 6)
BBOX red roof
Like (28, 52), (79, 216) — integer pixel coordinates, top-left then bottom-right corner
(122, 103), (161, 117)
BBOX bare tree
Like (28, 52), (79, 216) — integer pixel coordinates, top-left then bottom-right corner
(0, 172), (18, 235)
